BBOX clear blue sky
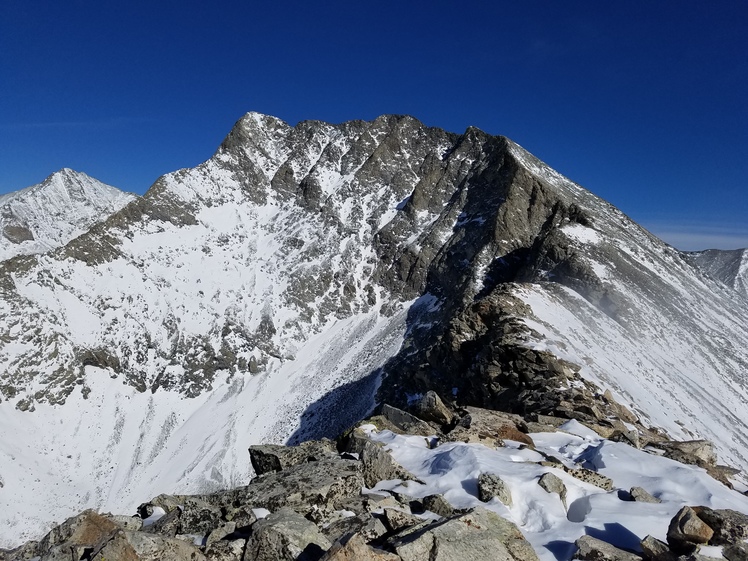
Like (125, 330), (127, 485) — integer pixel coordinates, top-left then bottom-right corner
(1, 1), (746, 250)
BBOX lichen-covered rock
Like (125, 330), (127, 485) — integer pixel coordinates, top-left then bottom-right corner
(91, 529), (208, 560)
(382, 508), (423, 532)
(478, 473), (513, 506)
(205, 538), (246, 561)
(208, 458), (365, 515)
(691, 507), (748, 545)
(320, 533), (401, 561)
(322, 512), (388, 544)
(244, 507), (332, 561)
(422, 495), (454, 518)
(389, 507), (539, 561)
(249, 439), (338, 475)
(346, 427), (417, 487)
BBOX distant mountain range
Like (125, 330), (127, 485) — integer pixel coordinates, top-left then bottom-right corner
(1, 113), (746, 549)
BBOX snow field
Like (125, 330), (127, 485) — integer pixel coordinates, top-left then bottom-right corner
(366, 421), (748, 561)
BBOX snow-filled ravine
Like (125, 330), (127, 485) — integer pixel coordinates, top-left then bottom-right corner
(364, 423), (748, 561)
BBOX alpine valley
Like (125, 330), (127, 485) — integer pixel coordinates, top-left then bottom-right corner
(1, 113), (748, 560)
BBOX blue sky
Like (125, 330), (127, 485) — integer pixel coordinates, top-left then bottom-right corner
(1, 1), (746, 250)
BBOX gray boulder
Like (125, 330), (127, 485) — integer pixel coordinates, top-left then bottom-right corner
(320, 532), (400, 560)
(209, 458), (364, 516)
(389, 506), (539, 561)
(415, 391), (454, 426)
(249, 439), (338, 475)
(380, 404), (436, 436)
(205, 538), (246, 561)
(691, 506), (748, 545)
(629, 487), (661, 504)
(321, 512), (387, 544)
(244, 507), (332, 561)
(445, 406), (533, 448)
(538, 472), (567, 508)
(659, 440), (717, 467)
(346, 427), (418, 487)
(422, 494), (454, 518)
(574, 535), (642, 561)
(382, 508), (423, 532)
(639, 535), (673, 561)
(89, 529), (208, 560)
(478, 473), (513, 506)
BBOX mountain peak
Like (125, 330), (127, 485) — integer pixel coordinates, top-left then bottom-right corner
(0, 170), (137, 261)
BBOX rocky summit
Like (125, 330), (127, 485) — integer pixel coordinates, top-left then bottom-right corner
(0, 113), (747, 555)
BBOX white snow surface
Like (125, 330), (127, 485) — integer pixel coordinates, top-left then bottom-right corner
(0, 168), (136, 262)
(366, 424), (748, 561)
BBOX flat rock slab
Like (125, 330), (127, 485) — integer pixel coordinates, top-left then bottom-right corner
(390, 506), (539, 561)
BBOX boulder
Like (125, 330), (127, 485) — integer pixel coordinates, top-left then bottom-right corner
(574, 535), (642, 561)
(107, 514), (144, 531)
(639, 535), (673, 561)
(422, 494), (454, 518)
(143, 507), (181, 537)
(659, 441), (717, 467)
(445, 406), (533, 448)
(36, 510), (119, 555)
(382, 508), (423, 532)
(88, 529), (207, 560)
(208, 458), (365, 515)
(380, 404), (436, 436)
(538, 472), (567, 508)
(477, 473), (513, 506)
(244, 507), (332, 561)
(629, 487), (661, 504)
(346, 427), (418, 487)
(389, 506), (540, 561)
(319, 533), (401, 560)
(205, 538), (247, 561)
(249, 439), (338, 475)
(691, 506), (748, 545)
(179, 497), (224, 535)
(666, 506), (714, 554)
(322, 512), (387, 544)
(415, 391), (454, 426)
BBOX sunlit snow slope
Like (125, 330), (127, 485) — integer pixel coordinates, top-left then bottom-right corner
(1, 113), (747, 547)
(505, 145), (748, 473)
(0, 168), (137, 262)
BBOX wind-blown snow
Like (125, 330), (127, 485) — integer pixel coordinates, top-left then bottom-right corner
(366, 423), (748, 561)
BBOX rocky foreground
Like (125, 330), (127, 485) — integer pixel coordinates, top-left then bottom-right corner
(4, 393), (748, 561)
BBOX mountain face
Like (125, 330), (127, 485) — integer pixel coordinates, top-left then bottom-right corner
(689, 248), (748, 300)
(1, 113), (747, 547)
(0, 168), (137, 262)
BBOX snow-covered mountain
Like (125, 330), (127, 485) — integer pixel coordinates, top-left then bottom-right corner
(1, 113), (747, 548)
(0, 168), (137, 262)
(689, 248), (748, 300)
